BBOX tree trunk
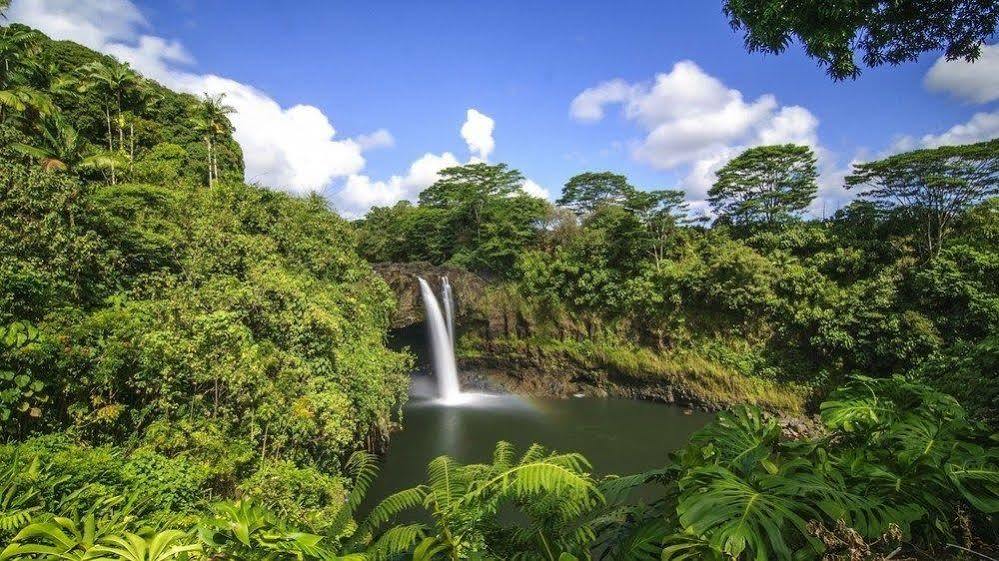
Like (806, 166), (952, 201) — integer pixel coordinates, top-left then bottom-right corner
(205, 136), (214, 188)
(106, 108), (113, 151)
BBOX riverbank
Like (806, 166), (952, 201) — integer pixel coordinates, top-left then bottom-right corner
(457, 335), (812, 414)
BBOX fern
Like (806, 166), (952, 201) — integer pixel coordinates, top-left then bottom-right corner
(364, 524), (428, 560)
(354, 486), (427, 542)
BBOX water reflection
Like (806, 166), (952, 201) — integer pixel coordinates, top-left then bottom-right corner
(362, 374), (712, 512)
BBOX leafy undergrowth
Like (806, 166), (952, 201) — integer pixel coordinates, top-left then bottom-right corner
(464, 335), (811, 413)
(2, 376), (995, 560)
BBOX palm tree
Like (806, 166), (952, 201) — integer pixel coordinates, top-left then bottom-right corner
(13, 118), (87, 172)
(13, 118), (129, 186)
(76, 60), (140, 152)
(190, 93), (234, 188)
(75, 61), (147, 184)
(0, 23), (53, 124)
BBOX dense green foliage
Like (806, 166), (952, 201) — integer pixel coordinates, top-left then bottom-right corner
(709, 144), (818, 226)
(1, 378), (995, 559)
(723, 0), (999, 79)
(1, 20), (408, 509)
(2, 21), (997, 561)
(358, 164), (547, 276)
(362, 139), (999, 423)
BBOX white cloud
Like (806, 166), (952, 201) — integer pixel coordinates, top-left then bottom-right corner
(569, 79), (634, 122)
(520, 179), (551, 200)
(920, 111), (999, 147)
(460, 109), (495, 160)
(333, 108), (521, 216)
(8, 0), (145, 49)
(571, 61), (823, 208)
(924, 44), (999, 104)
(9, 0), (379, 195)
(355, 129), (395, 150)
(333, 152), (460, 218)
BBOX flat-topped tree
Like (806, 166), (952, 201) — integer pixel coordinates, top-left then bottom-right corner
(846, 138), (999, 258)
(558, 171), (637, 216)
(709, 144), (818, 227)
(627, 188), (695, 269)
(724, 0), (999, 80)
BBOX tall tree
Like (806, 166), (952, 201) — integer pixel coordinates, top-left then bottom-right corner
(846, 138), (999, 257)
(417, 163), (547, 274)
(75, 60), (145, 184)
(627, 189), (696, 269)
(709, 144), (818, 226)
(419, 162), (524, 234)
(558, 171), (636, 215)
(190, 93), (234, 188)
(724, 0), (999, 80)
(76, 60), (140, 151)
(0, 24), (53, 124)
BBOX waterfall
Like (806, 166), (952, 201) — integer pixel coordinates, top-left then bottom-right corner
(417, 277), (461, 401)
(441, 276), (456, 349)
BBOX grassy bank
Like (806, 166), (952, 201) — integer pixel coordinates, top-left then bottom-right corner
(460, 334), (812, 413)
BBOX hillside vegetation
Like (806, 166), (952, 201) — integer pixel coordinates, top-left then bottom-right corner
(2, 20), (408, 522)
(1, 20), (996, 561)
(359, 146), (999, 424)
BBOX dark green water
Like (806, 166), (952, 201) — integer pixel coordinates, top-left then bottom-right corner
(364, 326), (712, 509)
(364, 372), (713, 508)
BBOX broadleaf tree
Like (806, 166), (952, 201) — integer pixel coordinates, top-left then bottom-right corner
(708, 144), (818, 227)
(723, 0), (999, 80)
(846, 138), (999, 257)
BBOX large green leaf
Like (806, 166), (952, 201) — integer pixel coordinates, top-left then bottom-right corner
(676, 465), (821, 561)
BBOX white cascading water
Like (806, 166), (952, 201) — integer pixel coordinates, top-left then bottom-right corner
(417, 277), (461, 402)
(441, 276), (456, 349)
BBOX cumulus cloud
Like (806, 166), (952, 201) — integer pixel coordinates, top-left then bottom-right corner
(9, 0), (378, 195)
(355, 129), (395, 150)
(460, 109), (495, 160)
(332, 108), (506, 217)
(925, 44), (999, 104)
(520, 179), (551, 200)
(569, 79), (634, 122)
(572, 61), (822, 203)
(334, 152), (461, 217)
(920, 111), (999, 147)
(8, 0), (145, 49)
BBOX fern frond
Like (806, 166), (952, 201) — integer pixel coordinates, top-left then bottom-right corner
(357, 487), (427, 535)
(365, 524), (427, 560)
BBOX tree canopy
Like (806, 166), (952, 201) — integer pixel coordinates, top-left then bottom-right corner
(847, 138), (999, 256)
(558, 171), (637, 215)
(724, 0), (999, 79)
(709, 144), (818, 226)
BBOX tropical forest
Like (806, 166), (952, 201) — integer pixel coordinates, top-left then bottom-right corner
(1, 1), (997, 560)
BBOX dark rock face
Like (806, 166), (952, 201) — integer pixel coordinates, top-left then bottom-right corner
(372, 262), (491, 329)
(457, 354), (723, 412)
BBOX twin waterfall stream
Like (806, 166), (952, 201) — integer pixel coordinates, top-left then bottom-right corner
(417, 277), (462, 403)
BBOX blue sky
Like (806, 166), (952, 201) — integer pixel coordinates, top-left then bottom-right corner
(10, 0), (998, 216)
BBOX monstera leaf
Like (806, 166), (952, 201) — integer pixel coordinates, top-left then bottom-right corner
(945, 444), (999, 514)
(686, 406), (779, 475)
(821, 376), (966, 436)
(675, 465), (821, 561)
